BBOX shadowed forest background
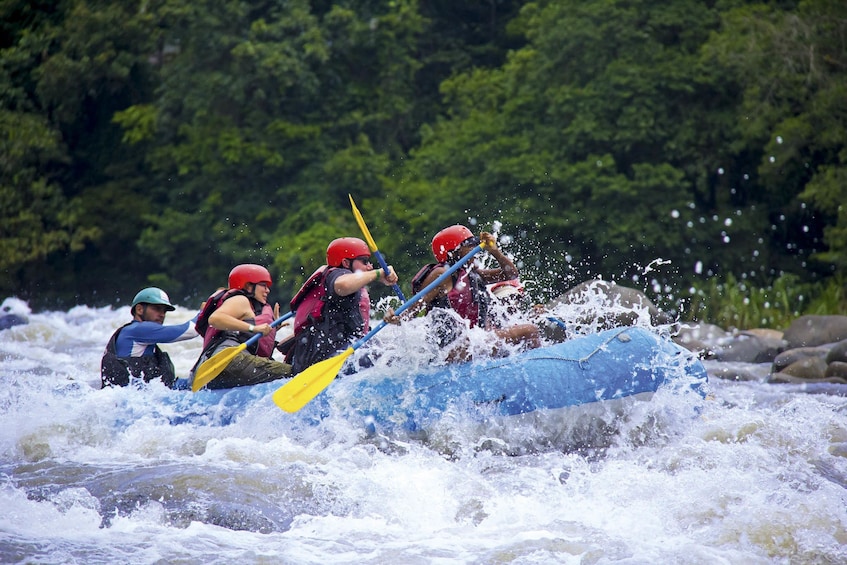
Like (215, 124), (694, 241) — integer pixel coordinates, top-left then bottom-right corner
(3, 0), (846, 329)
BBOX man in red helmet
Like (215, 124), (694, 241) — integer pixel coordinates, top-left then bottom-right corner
(287, 237), (399, 375)
(189, 264), (292, 389)
(400, 225), (540, 360)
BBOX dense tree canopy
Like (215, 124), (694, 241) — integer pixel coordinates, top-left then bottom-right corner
(2, 0), (845, 320)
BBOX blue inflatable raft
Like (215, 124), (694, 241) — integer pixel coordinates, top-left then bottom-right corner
(332, 325), (707, 433)
(172, 326), (707, 430)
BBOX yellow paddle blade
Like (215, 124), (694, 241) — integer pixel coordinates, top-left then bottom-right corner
(191, 343), (247, 392)
(348, 194), (378, 251)
(272, 347), (354, 412)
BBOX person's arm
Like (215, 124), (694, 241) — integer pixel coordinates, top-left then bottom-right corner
(385, 265), (450, 323)
(333, 265), (398, 296)
(209, 295), (255, 332)
(147, 320), (197, 343)
(116, 321), (197, 356)
(476, 231), (519, 283)
(209, 294), (278, 336)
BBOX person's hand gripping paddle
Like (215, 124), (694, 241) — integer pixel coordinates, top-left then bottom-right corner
(191, 313), (293, 392)
(348, 194), (406, 301)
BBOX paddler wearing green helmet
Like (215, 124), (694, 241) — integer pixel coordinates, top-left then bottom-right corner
(100, 286), (199, 388)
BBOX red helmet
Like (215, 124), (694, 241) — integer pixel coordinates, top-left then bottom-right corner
(431, 225), (477, 263)
(326, 237), (370, 267)
(228, 264), (272, 290)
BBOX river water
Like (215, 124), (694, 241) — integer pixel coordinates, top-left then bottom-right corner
(1, 301), (846, 564)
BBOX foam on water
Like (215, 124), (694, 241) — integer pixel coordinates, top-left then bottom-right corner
(1, 299), (846, 563)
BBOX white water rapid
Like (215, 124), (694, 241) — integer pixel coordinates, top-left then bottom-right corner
(1, 300), (846, 564)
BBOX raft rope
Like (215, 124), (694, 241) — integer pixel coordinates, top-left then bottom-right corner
(516, 327), (633, 370)
(467, 327), (636, 373)
(407, 328), (641, 396)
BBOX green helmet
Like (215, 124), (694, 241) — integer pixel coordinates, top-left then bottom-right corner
(131, 287), (176, 311)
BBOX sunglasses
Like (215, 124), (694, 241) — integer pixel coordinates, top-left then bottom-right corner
(352, 256), (372, 265)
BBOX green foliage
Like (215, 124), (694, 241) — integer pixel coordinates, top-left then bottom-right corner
(2, 0), (847, 327)
(0, 0), (162, 301)
(805, 274), (847, 315)
(703, 0), (847, 278)
(0, 109), (98, 290)
(684, 272), (820, 330)
(389, 0), (749, 296)
(686, 271), (847, 331)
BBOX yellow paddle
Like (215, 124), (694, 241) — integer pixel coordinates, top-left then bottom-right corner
(272, 242), (486, 412)
(191, 312), (293, 392)
(348, 194), (406, 301)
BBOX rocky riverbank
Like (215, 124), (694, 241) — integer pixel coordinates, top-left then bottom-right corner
(676, 315), (847, 385)
(551, 279), (847, 388)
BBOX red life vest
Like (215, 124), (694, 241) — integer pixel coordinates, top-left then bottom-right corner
(290, 266), (371, 335)
(200, 289), (277, 358)
(411, 263), (488, 328)
(290, 266), (332, 335)
(448, 267), (481, 327)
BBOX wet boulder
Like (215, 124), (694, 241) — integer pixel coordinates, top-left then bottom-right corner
(824, 361), (847, 381)
(0, 297), (31, 330)
(710, 330), (787, 364)
(825, 339), (847, 364)
(547, 279), (672, 331)
(783, 315), (847, 348)
(772, 345), (832, 373)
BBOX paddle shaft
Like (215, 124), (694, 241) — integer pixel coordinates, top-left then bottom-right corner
(243, 311), (294, 348)
(348, 243), (485, 352)
(374, 250), (406, 302)
(546, 316), (567, 330)
(348, 194), (406, 301)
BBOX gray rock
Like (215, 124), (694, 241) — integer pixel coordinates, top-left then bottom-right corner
(825, 340), (847, 364)
(772, 346), (832, 372)
(770, 357), (828, 381)
(712, 332), (786, 364)
(824, 361), (847, 383)
(0, 297), (30, 330)
(548, 280), (672, 331)
(783, 315), (847, 348)
(704, 361), (769, 382)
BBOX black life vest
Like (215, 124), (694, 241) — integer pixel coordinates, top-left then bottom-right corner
(100, 323), (176, 388)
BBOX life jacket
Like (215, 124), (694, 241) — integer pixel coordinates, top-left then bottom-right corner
(411, 262), (489, 328)
(195, 288), (229, 337)
(100, 323), (176, 388)
(287, 266), (369, 372)
(200, 289), (277, 357)
(290, 266), (335, 335)
(289, 266), (369, 334)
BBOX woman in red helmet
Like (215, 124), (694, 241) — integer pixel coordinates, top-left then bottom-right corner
(287, 237), (399, 375)
(401, 225), (540, 359)
(189, 264), (291, 389)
